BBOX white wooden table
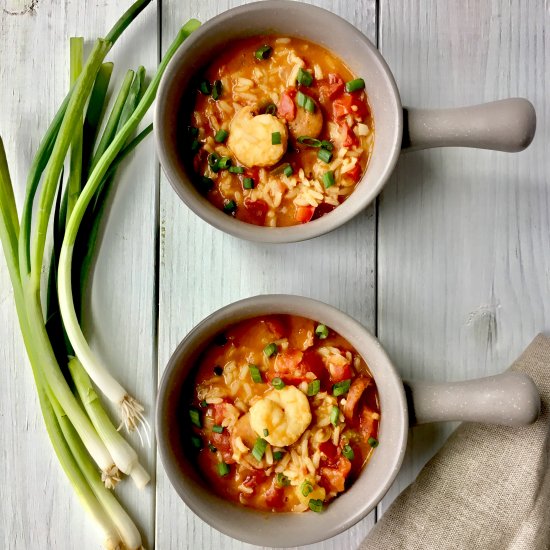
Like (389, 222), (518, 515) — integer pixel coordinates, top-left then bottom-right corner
(1, 1), (548, 548)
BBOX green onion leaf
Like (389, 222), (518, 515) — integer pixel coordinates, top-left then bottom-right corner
(200, 176), (214, 192)
(315, 324), (329, 339)
(283, 164), (294, 177)
(217, 461), (230, 476)
(318, 148), (332, 163)
(301, 480), (313, 497)
(333, 379), (351, 397)
(207, 152), (220, 167)
(263, 428), (269, 437)
(264, 103), (277, 115)
(199, 80), (212, 94)
(217, 156), (232, 169)
(368, 437), (379, 448)
(212, 79), (223, 100)
(264, 342), (278, 357)
(191, 435), (202, 449)
(330, 406), (340, 427)
(252, 437), (268, 461)
(304, 96), (315, 113)
(271, 131), (282, 145)
(296, 91), (307, 108)
(209, 443), (217, 453)
(249, 364), (263, 383)
(200, 399), (208, 408)
(243, 177), (255, 189)
(273, 451), (285, 461)
(213, 424), (224, 434)
(229, 165), (245, 174)
(342, 444), (355, 460)
(189, 407), (201, 428)
(297, 68), (313, 86)
(223, 200), (237, 214)
(308, 498), (323, 513)
(277, 473), (290, 486)
(214, 129), (228, 143)
(271, 377), (285, 390)
(307, 379), (321, 396)
(345, 78), (365, 93)
(320, 140), (334, 151)
(190, 139), (201, 153)
(187, 125), (199, 138)
(323, 171), (335, 188)
(297, 136), (321, 148)
(255, 44), (272, 60)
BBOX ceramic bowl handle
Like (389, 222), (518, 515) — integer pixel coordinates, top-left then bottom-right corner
(403, 371), (540, 427)
(402, 98), (536, 152)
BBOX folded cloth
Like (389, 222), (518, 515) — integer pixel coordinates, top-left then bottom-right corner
(361, 334), (550, 550)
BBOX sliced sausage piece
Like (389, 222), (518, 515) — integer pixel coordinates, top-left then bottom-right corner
(342, 376), (371, 421)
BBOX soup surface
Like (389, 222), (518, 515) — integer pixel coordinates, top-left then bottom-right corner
(186, 315), (380, 513)
(184, 35), (374, 226)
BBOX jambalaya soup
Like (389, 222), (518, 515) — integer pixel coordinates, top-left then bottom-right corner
(185, 315), (381, 513)
(183, 36), (374, 227)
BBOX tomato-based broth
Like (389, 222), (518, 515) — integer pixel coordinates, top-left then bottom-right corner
(185, 315), (381, 513)
(182, 36), (374, 226)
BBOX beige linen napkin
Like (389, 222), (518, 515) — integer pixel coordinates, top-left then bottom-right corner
(361, 334), (550, 550)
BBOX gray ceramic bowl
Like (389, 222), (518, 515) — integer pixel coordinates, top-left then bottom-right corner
(155, 0), (536, 244)
(156, 295), (540, 547)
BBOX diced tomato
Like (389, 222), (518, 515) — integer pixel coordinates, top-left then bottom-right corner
(319, 73), (345, 100)
(342, 123), (359, 147)
(359, 405), (378, 441)
(328, 360), (353, 383)
(319, 441), (340, 466)
(244, 166), (260, 182)
(320, 456), (352, 493)
(332, 93), (368, 121)
(343, 376), (371, 421)
(344, 163), (362, 183)
(277, 90), (296, 121)
(311, 202), (336, 220)
(265, 482), (286, 508)
(270, 350), (308, 384)
(242, 198), (268, 226)
(300, 349), (329, 385)
(211, 430), (234, 463)
(295, 205), (315, 223)
(241, 467), (266, 490)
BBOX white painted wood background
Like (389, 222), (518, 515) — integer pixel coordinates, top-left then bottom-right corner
(0, 0), (548, 548)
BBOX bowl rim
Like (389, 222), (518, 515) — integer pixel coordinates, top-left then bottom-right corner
(154, 0), (403, 243)
(156, 294), (409, 546)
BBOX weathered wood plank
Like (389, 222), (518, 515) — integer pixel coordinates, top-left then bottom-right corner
(0, 1), (158, 547)
(377, 0), (550, 514)
(156, 1), (377, 548)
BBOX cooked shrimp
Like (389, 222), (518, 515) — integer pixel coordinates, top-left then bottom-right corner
(249, 386), (312, 447)
(288, 97), (323, 141)
(227, 106), (288, 167)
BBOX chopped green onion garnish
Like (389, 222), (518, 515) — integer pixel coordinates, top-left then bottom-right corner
(301, 480), (313, 497)
(297, 68), (313, 86)
(200, 399), (208, 408)
(297, 136), (322, 147)
(212, 424), (223, 434)
(308, 499), (323, 513)
(208, 443), (217, 453)
(296, 91), (307, 108)
(207, 152), (220, 167)
(342, 444), (355, 460)
(333, 379), (351, 397)
(217, 156), (232, 169)
(330, 405), (340, 427)
(318, 148), (332, 163)
(255, 44), (272, 60)
(199, 176), (214, 192)
(307, 379), (321, 396)
(199, 80), (211, 94)
(214, 129), (228, 143)
(368, 437), (379, 448)
(264, 103), (277, 115)
(213, 365), (223, 376)
(187, 125), (199, 137)
(315, 324), (329, 339)
(189, 407), (201, 428)
(304, 96), (315, 113)
(190, 139), (201, 153)
(263, 428), (269, 437)
(264, 343), (278, 357)
(271, 131), (282, 145)
(229, 165), (245, 174)
(320, 140), (334, 151)
(345, 78), (365, 93)
(271, 377), (285, 390)
(191, 435), (202, 449)
(252, 437), (268, 461)
(249, 364), (263, 383)
(212, 79), (223, 100)
(273, 451), (285, 461)
(277, 473), (290, 486)
(243, 177), (255, 189)
(323, 171), (335, 188)
(223, 200), (237, 214)
(217, 461), (230, 476)
(283, 164), (294, 177)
